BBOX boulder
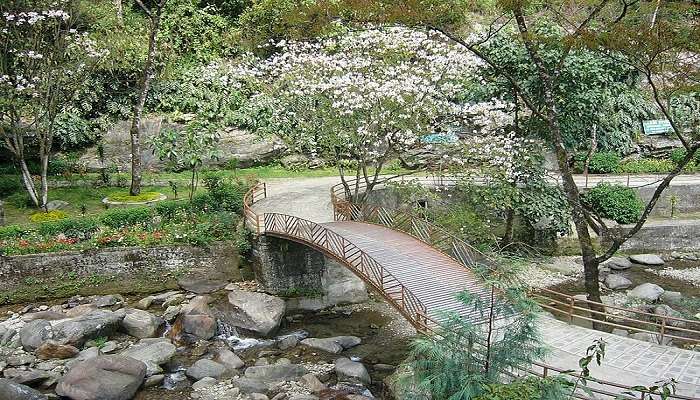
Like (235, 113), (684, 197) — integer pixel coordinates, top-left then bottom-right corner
(604, 274), (632, 290)
(653, 305), (685, 327)
(2, 368), (52, 386)
(192, 376), (217, 390)
(35, 341), (79, 360)
(226, 290), (286, 336)
(186, 359), (227, 380)
(661, 291), (683, 304)
(334, 358), (371, 385)
(214, 348), (244, 370)
(178, 277), (228, 294)
(300, 373), (326, 393)
(136, 296), (154, 310)
(244, 364), (308, 382)
(21, 311), (67, 322)
(19, 320), (53, 351)
(55, 355), (146, 400)
(629, 283), (665, 302)
(120, 308), (163, 339)
(52, 310), (123, 347)
(181, 314), (217, 340)
(120, 338), (176, 366)
(629, 254), (665, 266)
(280, 154), (310, 170)
(277, 335), (299, 351)
(301, 336), (362, 354)
(605, 257), (633, 271)
(91, 295), (124, 308)
(6, 353), (36, 366)
(233, 377), (270, 394)
(46, 200), (69, 211)
(0, 378), (47, 400)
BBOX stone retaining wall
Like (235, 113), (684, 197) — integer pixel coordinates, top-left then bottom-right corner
(0, 242), (240, 304)
(619, 219), (700, 252)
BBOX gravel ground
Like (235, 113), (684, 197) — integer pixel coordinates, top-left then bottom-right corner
(652, 267), (700, 287)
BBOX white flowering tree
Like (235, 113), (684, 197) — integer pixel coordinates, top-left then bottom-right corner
(0, 0), (107, 209)
(251, 26), (481, 200)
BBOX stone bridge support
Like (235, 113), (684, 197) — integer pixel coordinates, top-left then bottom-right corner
(252, 236), (367, 310)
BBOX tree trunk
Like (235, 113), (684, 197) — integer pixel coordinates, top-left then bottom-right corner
(501, 208), (515, 248)
(114, 0), (123, 26)
(18, 159), (40, 208)
(130, 12), (161, 196)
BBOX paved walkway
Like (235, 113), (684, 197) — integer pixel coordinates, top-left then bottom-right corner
(252, 174), (700, 398)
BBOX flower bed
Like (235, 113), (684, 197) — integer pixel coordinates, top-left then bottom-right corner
(0, 176), (252, 256)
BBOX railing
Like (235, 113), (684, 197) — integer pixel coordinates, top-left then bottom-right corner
(263, 212), (430, 333)
(533, 288), (700, 345)
(243, 181), (267, 234)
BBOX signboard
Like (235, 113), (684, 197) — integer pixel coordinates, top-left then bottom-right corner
(642, 119), (673, 135)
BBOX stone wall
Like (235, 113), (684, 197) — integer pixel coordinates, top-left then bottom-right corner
(0, 242), (240, 304)
(636, 184), (700, 217)
(253, 236), (368, 311)
(619, 220), (700, 252)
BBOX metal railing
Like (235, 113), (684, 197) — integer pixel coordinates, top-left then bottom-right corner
(263, 212), (430, 333)
(533, 288), (700, 345)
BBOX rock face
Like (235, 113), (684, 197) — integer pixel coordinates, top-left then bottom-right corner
(120, 309), (163, 339)
(629, 254), (665, 266)
(78, 119), (286, 172)
(177, 277), (228, 294)
(335, 358), (371, 385)
(605, 257), (633, 271)
(226, 290), (286, 336)
(604, 274), (632, 290)
(629, 283), (665, 301)
(181, 314), (217, 340)
(52, 310), (123, 347)
(120, 339), (176, 366)
(301, 336), (361, 354)
(0, 378), (48, 400)
(55, 355), (146, 400)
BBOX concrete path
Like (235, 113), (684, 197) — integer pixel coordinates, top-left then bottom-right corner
(252, 174), (700, 398)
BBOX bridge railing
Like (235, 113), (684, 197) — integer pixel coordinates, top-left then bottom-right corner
(263, 212), (431, 333)
(243, 181), (267, 234)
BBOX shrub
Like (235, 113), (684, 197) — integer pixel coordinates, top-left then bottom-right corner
(100, 207), (154, 228)
(0, 224), (31, 239)
(201, 174), (247, 213)
(30, 210), (68, 223)
(575, 151), (620, 174)
(155, 200), (187, 221)
(107, 191), (162, 203)
(583, 183), (644, 224)
(670, 148), (700, 171)
(38, 217), (99, 239)
(474, 377), (567, 400)
(618, 158), (674, 174)
(0, 176), (21, 197)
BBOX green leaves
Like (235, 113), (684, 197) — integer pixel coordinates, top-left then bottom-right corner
(582, 183), (644, 224)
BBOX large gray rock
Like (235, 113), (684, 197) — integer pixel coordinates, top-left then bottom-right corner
(226, 290), (286, 336)
(55, 355), (146, 400)
(178, 277), (228, 294)
(120, 308), (163, 339)
(629, 254), (665, 266)
(35, 341), (79, 360)
(19, 320), (53, 351)
(604, 274), (632, 290)
(301, 336), (361, 354)
(45, 200), (69, 211)
(605, 257), (633, 271)
(120, 338), (176, 366)
(233, 377), (270, 394)
(653, 305), (686, 327)
(52, 310), (123, 347)
(0, 378), (47, 400)
(214, 348), (244, 370)
(78, 119), (286, 172)
(629, 283), (664, 301)
(244, 364), (308, 382)
(334, 358), (371, 385)
(181, 314), (217, 340)
(2, 368), (52, 386)
(186, 359), (227, 380)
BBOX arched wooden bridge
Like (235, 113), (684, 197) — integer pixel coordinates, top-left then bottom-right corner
(244, 178), (700, 400)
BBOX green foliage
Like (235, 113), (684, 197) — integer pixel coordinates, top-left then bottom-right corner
(618, 158), (675, 174)
(575, 152), (621, 174)
(30, 211), (68, 223)
(0, 176), (22, 197)
(155, 200), (187, 221)
(107, 191), (162, 203)
(201, 174), (247, 213)
(99, 207), (155, 229)
(583, 183), (643, 224)
(475, 377), (568, 400)
(401, 286), (546, 399)
(0, 225), (31, 240)
(38, 217), (99, 239)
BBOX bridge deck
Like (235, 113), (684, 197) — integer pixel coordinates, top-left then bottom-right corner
(323, 221), (492, 324)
